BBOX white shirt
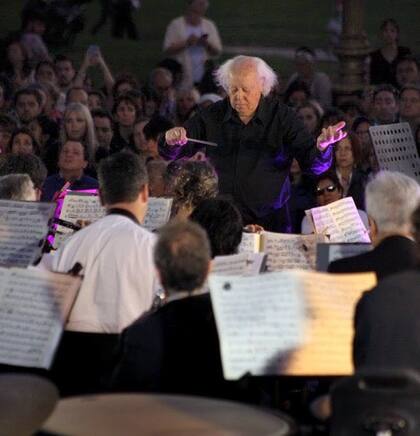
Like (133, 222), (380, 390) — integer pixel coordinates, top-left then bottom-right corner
(45, 214), (157, 333)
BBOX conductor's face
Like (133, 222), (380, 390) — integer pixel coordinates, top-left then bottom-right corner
(228, 66), (263, 122)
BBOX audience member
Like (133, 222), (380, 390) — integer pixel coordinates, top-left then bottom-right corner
(329, 171), (420, 279)
(351, 116), (378, 174)
(41, 140), (98, 201)
(163, 0), (222, 89)
(334, 133), (367, 209)
(175, 87), (200, 124)
(301, 172), (369, 234)
(0, 114), (18, 153)
(141, 115), (174, 159)
(14, 87), (43, 125)
(54, 54), (77, 93)
(92, 109), (114, 152)
(44, 151), (157, 333)
(190, 197), (243, 257)
(395, 56), (420, 89)
(2, 39), (32, 90)
(0, 173), (37, 201)
(372, 84), (399, 125)
(7, 126), (40, 155)
(399, 85), (420, 132)
(110, 94), (139, 154)
(283, 80), (311, 108)
(285, 47), (332, 109)
(369, 18), (411, 87)
(149, 67), (177, 121)
(297, 100), (323, 138)
(66, 87), (89, 106)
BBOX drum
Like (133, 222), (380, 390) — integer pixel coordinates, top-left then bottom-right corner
(42, 393), (296, 435)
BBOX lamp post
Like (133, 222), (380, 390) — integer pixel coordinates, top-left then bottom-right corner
(334, 0), (371, 103)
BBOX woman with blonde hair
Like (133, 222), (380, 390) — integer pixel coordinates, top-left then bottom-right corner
(60, 102), (98, 161)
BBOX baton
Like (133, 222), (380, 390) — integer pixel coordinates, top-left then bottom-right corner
(186, 137), (218, 147)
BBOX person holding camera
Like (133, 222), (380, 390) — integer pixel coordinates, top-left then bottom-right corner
(163, 0), (222, 89)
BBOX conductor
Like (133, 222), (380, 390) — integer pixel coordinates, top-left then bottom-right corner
(162, 55), (346, 232)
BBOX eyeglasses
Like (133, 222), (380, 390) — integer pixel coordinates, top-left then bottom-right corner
(315, 184), (337, 196)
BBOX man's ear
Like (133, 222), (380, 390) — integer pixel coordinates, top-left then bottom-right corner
(98, 188), (105, 206)
(368, 215), (378, 241)
(139, 183), (149, 203)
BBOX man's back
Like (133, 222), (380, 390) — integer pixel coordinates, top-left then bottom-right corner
(353, 270), (420, 372)
(328, 235), (419, 280)
(51, 213), (156, 333)
(112, 293), (240, 399)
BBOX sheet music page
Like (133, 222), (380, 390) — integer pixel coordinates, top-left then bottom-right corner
(261, 232), (326, 271)
(238, 232), (261, 254)
(0, 200), (55, 267)
(285, 271), (377, 375)
(143, 198), (173, 231)
(0, 268), (81, 369)
(309, 197), (370, 243)
(54, 193), (105, 249)
(212, 253), (265, 277)
(209, 272), (306, 380)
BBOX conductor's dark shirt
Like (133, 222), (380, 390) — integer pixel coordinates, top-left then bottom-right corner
(160, 97), (332, 222)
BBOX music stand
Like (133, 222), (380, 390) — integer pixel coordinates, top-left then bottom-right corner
(369, 123), (420, 182)
(0, 373), (58, 436)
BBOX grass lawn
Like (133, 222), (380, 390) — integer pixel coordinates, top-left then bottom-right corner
(0, 0), (418, 85)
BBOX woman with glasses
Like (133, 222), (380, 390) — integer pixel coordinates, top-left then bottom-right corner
(301, 172), (369, 234)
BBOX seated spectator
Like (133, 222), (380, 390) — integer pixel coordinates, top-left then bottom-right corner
(140, 115), (174, 159)
(334, 133), (367, 209)
(7, 127), (40, 156)
(61, 102), (98, 162)
(111, 219), (244, 400)
(399, 85), (420, 133)
(166, 159), (218, 218)
(283, 80), (311, 108)
(54, 54), (76, 93)
(146, 160), (168, 197)
(14, 87), (43, 125)
(352, 202), (420, 373)
(41, 140), (99, 201)
(2, 38), (32, 90)
(369, 18), (411, 87)
(372, 84), (399, 125)
(301, 172), (369, 234)
(198, 92), (222, 108)
(297, 100), (323, 138)
(34, 60), (58, 87)
(0, 173), (37, 201)
(43, 151), (157, 333)
(92, 109), (114, 151)
(190, 197), (243, 257)
(175, 87), (200, 124)
(395, 55), (420, 89)
(112, 74), (139, 101)
(110, 94), (139, 154)
(149, 67), (176, 120)
(329, 171), (420, 279)
(0, 114), (18, 154)
(285, 47), (332, 109)
(352, 116), (378, 174)
(66, 87), (89, 107)
(0, 153), (47, 200)
(87, 90), (106, 111)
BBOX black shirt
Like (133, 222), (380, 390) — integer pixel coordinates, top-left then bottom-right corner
(160, 97), (332, 219)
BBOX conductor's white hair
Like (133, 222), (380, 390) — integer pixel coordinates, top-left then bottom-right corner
(366, 171), (420, 233)
(215, 56), (278, 97)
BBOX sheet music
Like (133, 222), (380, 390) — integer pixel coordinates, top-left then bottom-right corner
(309, 197), (370, 243)
(55, 192), (105, 249)
(0, 268), (81, 369)
(209, 272), (306, 380)
(212, 252), (266, 276)
(209, 270), (376, 379)
(0, 200), (55, 267)
(261, 232), (326, 271)
(238, 232), (261, 254)
(143, 198), (173, 231)
(287, 272), (376, 375)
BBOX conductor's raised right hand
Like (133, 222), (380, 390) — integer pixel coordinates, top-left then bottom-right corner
(165, 127), (188, 146)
